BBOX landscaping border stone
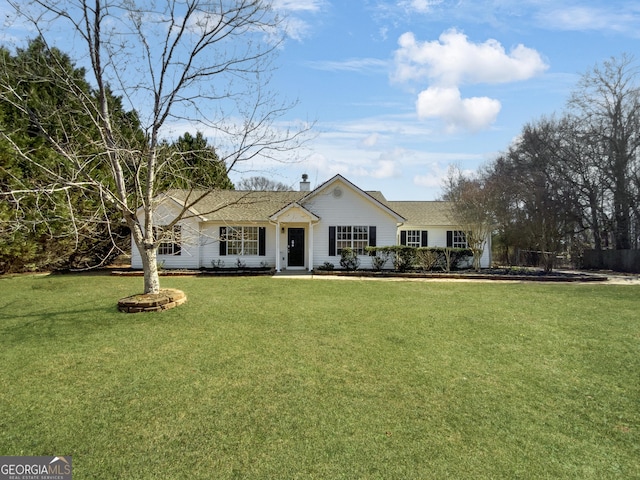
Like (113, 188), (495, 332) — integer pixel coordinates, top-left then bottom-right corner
(118, 288), (187, 313)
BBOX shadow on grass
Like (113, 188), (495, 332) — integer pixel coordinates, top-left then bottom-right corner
(0, 291), (159, 345)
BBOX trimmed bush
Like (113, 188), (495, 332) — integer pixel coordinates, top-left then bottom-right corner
(316, 261), (335, 271)
(339, 247), (360, 271)
(367, 246), (473, 272)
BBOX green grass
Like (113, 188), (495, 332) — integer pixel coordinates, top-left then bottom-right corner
(0, 273), (638, 479)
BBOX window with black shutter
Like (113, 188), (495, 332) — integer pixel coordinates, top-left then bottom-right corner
(219, 227), (227, 255)
(329, 225), (374, 255)
(329, 226), (336, 256)
(258, 227), (266, 256)
(369, 226), (376, 255)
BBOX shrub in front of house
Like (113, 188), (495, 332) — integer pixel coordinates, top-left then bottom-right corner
(367, 247), (391, 271)
(367, 246), (473, 272)
(339, 247), (360, 271)
(441, 247), (473, 271)
(391, 246), (416, 272)
(415, 247), (440, 272)
(316, 261), (335, 271)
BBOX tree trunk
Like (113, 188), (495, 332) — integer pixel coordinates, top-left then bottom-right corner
(472, 249), (482, 272)
(138, 244), (161, 294)
(614, 192), (631, 250)
(589, 193), (602, 251)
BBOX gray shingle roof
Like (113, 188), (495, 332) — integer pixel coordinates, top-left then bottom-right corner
(165, 189), (306, 222)
(163, 188), (455, 226)
(387, 201), (455, 226)
(364, 191), (388, 204)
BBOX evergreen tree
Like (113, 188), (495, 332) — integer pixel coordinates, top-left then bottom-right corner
(0, 38), (135, 272)
(162, 132), (234, 190)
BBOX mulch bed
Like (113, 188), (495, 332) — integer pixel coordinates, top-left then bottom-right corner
(111, 268), (274, 277)
(313, 268), (608, 282)
(110, 267), (609, 283)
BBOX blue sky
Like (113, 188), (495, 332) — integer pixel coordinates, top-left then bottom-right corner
(2, 1), (639, 200)
(250, 0), (640, 199)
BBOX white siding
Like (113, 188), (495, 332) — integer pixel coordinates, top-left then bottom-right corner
(200, 222), (276, 269)
(302, 179), (399, 269)
(130, 200), (200, 269)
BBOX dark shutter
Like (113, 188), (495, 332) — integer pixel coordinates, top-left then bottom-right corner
(329, 226), (336, 256)
(421, 230), (428, 247)
(258, 227), (266, 256)
(369, 226), (376, 256)
(219, 227), (227, 256)
(400, 230), (407, 246)
(446, 230), (453, 248)
(174, 226), (182, 256)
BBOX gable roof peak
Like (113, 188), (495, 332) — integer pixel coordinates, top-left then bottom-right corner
(301, 174), (405, 222)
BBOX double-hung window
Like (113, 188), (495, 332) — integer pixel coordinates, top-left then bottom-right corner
(399, 230), (428, 247)
(155, 225), (182, 256)
(405, 230), (422, 247)
(225, 226), (258, 255)
(330, 225), (376, 256)
(336, 226), (369, 255)
(451, 230), (468, 248)
(219, 226), (266, 256)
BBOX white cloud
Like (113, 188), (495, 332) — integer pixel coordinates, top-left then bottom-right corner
(351, 157), (402, 179)
(282, 17), (311, 42)
(361, 133), (380, 147)
(413, 161), (450, 189)
(414, 173), (443, 188)
(272, 0), (326, 42)
(536, 6), (640, 35)
(273, 0), (325, 12)
(392, 28), (547, 132)
(398, 0), (444, 14)
(372, 159), (401, 178)
(306, 58), (389, 73)
(220, 111), (487, 199)
(394, 29), (548, 86)
(416, 86), (501, 132)
(305, 148), (401, 181)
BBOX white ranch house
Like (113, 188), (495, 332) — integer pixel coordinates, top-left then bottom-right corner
(131, 174), (491, 271)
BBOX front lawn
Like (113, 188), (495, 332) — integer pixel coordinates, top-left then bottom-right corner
(0, 273), (638, 479)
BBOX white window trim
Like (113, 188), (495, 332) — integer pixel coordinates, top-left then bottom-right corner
(224, 226), (259, 256)
(336, 225), (369, 255)
(156, 225), (182, 256)
(453, 230), (468, 249)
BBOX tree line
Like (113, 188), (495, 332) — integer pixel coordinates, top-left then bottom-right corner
(0, 38), (232, 273)
(444, 54), (640, 271)
(1, 0), (308, 299)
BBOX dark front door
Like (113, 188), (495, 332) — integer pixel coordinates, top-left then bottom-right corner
(287, 228), (305, 267)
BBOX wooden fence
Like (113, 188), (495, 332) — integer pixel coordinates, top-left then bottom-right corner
(582, 249), (640, 273)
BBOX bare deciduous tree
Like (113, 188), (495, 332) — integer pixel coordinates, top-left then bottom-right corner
(482, 119), (584, 271)
(1, 0), (310, 295)
(236, 175), (291, 191)
(568, 54), (640, 250)
(442, 166), (493, 272)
